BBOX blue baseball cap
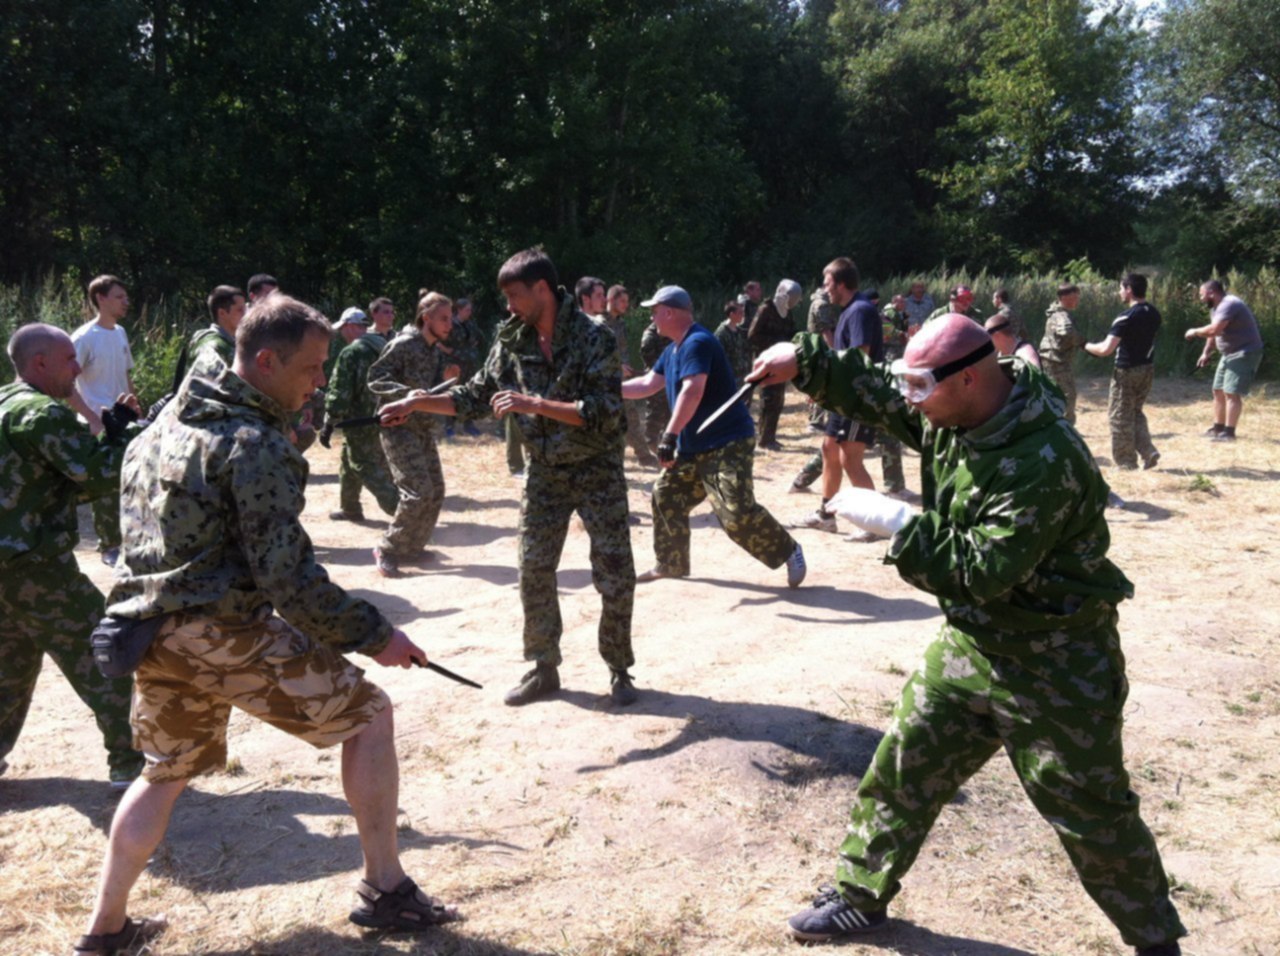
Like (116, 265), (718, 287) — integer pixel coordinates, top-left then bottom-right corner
(640, 285), (692, 311)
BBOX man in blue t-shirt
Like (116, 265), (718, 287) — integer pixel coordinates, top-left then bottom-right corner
(1085, 272), (1162, 470)
(622, 286), (805, 588)
(789, 257), (887, 542)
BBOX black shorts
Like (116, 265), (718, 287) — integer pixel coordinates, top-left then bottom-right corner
(824, 413), (877, 447)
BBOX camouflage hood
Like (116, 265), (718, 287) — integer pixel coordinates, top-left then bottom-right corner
(953, 356), (1066, 453)
(176, 367), (296, 436)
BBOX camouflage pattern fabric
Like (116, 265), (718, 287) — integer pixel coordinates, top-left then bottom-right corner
(714, 320), (752, 387)
(369, 331), (452, 555)
(791, 333), (1184, 949)
(449, 292), (625, 466)
(0, 553), (143, 782)
(792, 451), (823, 490)
(650, 436), (795, 576)
(757, 383), (786, 445)
(992, 302), (1026, 339)
(1108, 364), (1157, 469)
(0, 381), (142, 779)
(878, 306), (909, 493)
(608, 314), (658, 465)
(519, 454), (634, 670)
(806, 289), (837, 337)
(325, 333), (397, 516)
(640, 321), (671, 448)
(133, 611), (389, 783)
(506, 415), (526, 474)
(1039, 302), (1084, 424)
(185, 324), (235, 383)
(106, 368), (393, 656)
(836, 623), (1185, 948)
(450, 318), (487, 381)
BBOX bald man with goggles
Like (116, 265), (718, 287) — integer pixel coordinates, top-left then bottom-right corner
(750, 314), (1186, 956)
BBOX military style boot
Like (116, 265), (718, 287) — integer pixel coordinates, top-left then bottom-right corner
(503, 662), (560, 706)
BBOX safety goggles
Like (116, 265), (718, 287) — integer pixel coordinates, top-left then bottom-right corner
(889, 341), (995, 403)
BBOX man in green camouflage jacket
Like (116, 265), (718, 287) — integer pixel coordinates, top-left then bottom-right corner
(752, 315), (1186, 956)
(0, 324), (145, 789)
(185, 285), (245, 380)
(322, 309), (398, 521)
(379, 249), (637, 707)
(77, 296), (459, 954)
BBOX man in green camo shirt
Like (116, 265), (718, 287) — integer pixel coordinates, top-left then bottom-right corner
(1040, 282), (1086, 423)
(752, 314), (1185, 956)
(379, 248), (637, 707)
(322, 307), (398, 521)
(0, 324), (144, 788)
(185, 285), (245, 379)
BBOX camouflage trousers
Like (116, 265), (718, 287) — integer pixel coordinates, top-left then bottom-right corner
(339, 429), (399, 517)
(379, 425), (445, 559)
(1042, 358), (1078, 424)
(834, 623), (1186, 949)
(624, 401), (658, 466)
(651, 437), (795, 576)
(506, 416), (526, 474)
(1108, 365), (1158, 469)
(0, 553), (143, 781)
(793, 450), (823, 489)
(520, 455), (634, 670)
(643, 390), (670, 450)
(91, 494), (122, 550)
(757, 383), (787, 445)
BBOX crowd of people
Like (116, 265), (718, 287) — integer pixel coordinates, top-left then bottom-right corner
(1, 248), (1267, 956)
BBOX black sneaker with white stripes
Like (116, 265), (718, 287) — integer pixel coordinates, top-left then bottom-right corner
(787, 885), (887, 941)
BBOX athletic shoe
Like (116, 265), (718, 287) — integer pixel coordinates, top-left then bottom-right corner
(609, 669), (638, 705)
(100, 547), (121, 567)
(503, 662), (560, 706)
(787, 885), (887, 941)
(373, 547), (400, 578)
(789, 509), (837, 533)
(330, 509), (364, 522)
(1211, 431), (1236, 442)
(787, 480), (812, 494)
(1106, 491), (1126, 510)
(1142, 452), (1161, 470)
(760, 440), (784, 452)
(785, 543), (807, 588)
(510, 470), (526, 482)
(1203, 425), (1224, 437)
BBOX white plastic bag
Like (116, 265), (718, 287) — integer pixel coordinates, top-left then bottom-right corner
(827, 487), (920, 538)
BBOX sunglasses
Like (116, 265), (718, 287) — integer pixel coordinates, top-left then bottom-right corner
(890, 341), (995, 403)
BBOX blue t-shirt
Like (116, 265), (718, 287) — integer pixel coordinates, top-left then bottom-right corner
(835, 295), (885, 362)
(654, 323), (754, 455)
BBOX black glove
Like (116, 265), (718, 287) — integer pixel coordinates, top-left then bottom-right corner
(101, 401), (140, 443)
(146, 392), (174, 421)
(657, 431), (678, 465)
(319, 421), (335, 449)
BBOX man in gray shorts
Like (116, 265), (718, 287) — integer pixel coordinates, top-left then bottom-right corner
(1186, 279), (1265, 442)
(75, 296), (461, 956)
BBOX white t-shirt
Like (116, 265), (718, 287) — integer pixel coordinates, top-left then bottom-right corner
(72, 319), (134, 417)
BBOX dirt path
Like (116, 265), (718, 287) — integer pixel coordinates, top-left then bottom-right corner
(3, 378), (1277, 956)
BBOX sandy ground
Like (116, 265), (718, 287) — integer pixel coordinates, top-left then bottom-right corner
(3, 377), (1278, 956)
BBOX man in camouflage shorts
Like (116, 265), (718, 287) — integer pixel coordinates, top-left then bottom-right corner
(379, 249), (637, 707)
(623, 285), (805, 589)
(753, 315), (1186, 956)
(76, 297), (460, 955)
(0, 324), (145, 789)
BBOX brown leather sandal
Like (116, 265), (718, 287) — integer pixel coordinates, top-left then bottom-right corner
(72, 915), (167, 955)
(348, 877), (461, 931)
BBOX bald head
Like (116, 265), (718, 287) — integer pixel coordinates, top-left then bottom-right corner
(905, 314), (991, 368)
(7, 323), (71, 376)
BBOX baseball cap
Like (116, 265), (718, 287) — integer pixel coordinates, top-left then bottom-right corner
(335, 307), (370, 328)
(640, 285), (693, 311)
(951, 285), (974, 301)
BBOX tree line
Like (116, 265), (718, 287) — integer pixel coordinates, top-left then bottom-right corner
(2, 0), (1277, 315)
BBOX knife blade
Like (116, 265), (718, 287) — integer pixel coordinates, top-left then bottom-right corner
(696, 380), (756, 434)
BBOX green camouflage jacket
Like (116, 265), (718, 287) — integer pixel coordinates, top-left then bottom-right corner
(450, 290), (624, 466)
(106, 369), (391, 654)
(603, 313), (636, 372)
(806, 289), (837, 336)
(714, 320), (752, 385)
(182, 324), (236, 384)
(0, 382), (131, 564)
(449, 318), (487, 379)
(324, 332), (387, 423)
(792, 333), (1131, 657)
(1038, 303), (1084, 363)
(368, 330), (448, 437)
(640, 321), (670, 370)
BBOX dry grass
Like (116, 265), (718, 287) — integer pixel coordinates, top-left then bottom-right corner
(3, 377), (1278, 956)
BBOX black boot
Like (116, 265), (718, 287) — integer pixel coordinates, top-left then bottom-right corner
(503, 662), (560, 706)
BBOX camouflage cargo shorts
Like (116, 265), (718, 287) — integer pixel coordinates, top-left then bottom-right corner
(133, 612), (389, 783)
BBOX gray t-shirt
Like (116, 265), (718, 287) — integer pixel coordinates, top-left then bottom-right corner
(1212, 295), (1263, 356)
